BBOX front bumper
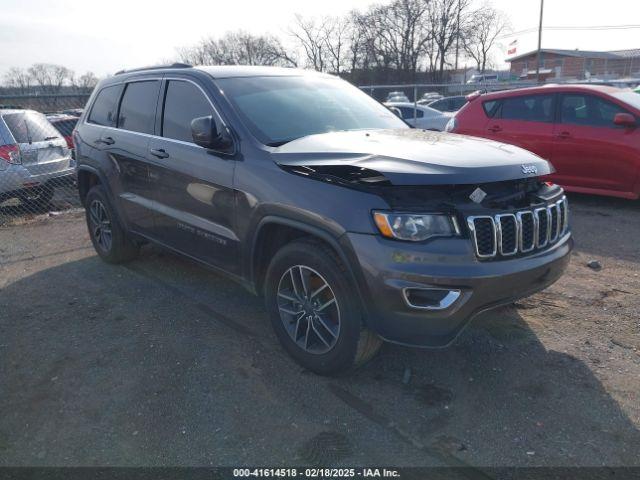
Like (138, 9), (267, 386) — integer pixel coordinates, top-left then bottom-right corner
(345, 231), (572, 347)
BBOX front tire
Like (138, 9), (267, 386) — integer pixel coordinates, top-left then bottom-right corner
(85, 185), (138, 264)
(264, 238), (382, 375)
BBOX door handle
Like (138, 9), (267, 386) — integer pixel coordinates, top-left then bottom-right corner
(488, 125), (502, 133)
(95, 136), (115, 145)
(150, 148), (169, 159)
(555, 131), (571, 139)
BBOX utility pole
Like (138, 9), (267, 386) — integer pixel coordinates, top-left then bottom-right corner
(454, 0), (461, 71)
(535, 0), (544, 83)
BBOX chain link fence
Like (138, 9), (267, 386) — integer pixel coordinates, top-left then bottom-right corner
(0, 96), (86, 227)
(358, 80), (539, 104)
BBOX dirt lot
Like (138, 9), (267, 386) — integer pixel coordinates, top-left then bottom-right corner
(0, 193), (639, 469)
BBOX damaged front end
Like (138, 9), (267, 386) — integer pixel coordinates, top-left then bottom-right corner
(278, 161), (560, 213)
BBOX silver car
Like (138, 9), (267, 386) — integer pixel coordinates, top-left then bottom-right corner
(384, 102), (453, 131)
(0, 109), (74, 207)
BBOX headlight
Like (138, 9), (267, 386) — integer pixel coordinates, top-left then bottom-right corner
(444, 117), (457, 132)
(373, 211), (459, 241)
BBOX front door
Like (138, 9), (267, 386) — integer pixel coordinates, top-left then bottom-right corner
(147, 79), (239, 274)
(550, 93), (639, 195)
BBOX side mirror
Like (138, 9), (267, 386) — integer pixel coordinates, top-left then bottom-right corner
(191, 115), (234, 153)
(613, 112), (636, 128)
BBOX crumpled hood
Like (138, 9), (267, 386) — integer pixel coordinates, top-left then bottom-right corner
(271, 129), (553, 185)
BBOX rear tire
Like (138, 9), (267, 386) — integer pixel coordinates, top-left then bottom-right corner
(264, 238), (382, 375)
(85, 185), (139, 264)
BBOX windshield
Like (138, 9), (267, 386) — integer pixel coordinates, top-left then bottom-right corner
(613, 90), (640, 111)
(2, 111), (61, 143)
(217, 75), (407, 146)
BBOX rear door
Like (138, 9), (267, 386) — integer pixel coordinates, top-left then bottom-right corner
(104, 79), (162, 234)
(146, 78), (239, 274)
(483, 93), (556, 161)
(550, 93), (639, 194)
(2, 111), (71, 180)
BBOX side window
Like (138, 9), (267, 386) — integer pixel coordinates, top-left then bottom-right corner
(560, 94), (628, 127)
(162, 80), (214, 143)
(498, 94), (554, 122)
(594, 96), (626, 125)
(88, 85), (122, 127)
(482, 100), (499, 118)
(431, 99), (445, 111)
(117, 81), (160, 134)
(559, 95), (588, 124)
(399, 107), (423, 119)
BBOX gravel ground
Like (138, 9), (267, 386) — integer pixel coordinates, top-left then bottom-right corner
(0, 193), (638, 469)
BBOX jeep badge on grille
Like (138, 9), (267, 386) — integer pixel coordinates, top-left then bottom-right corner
(521, 164), (538, 175)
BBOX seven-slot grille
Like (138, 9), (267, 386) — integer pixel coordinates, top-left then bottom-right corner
(467, 196), (569, 259)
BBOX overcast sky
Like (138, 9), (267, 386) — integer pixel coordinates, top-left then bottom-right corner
(0, 0), (638, 78)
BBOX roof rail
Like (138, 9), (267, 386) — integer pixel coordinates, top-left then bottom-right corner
(114, 63), (193, 75)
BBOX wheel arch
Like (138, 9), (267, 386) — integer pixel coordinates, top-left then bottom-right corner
(77, 165), (106, 206)
(249, 216), (371, 323)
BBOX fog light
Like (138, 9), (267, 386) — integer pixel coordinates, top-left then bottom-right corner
(403, 287), (461, 311)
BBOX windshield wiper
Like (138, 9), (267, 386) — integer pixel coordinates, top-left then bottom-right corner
(44, 136), (59, 141)
(23, 118), (32, 144)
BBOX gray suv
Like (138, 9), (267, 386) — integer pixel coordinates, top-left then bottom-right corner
(75, 65), (572, 374)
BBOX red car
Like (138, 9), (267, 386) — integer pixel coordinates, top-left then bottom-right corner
(448, 85), (640, 199)
(46, 114), (78, 151)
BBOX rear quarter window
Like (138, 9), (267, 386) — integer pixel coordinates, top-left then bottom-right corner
(482, 100), (499, 117)
(88, 85), (123, 127)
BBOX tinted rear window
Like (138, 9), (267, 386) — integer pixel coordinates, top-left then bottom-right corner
(117, 81), (160, 134)
(2, 111), (62, 143)
(88, 85), (122, 127)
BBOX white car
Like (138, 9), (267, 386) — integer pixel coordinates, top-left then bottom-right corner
(420, 91), (444, 103)
(384, 102), (453, 131)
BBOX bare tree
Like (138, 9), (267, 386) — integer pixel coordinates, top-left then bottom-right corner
(28, 63), (73, 93)
(428, 0), (472, 80)
(289, 14), (328, 71)
(322, 16), (351, 74)
(346, 11), (372, 72)
(2, 67), (32, 93)
(463, 3), (509, 73)
(75, 72), (99, 91)
(179, 32), (296, 67)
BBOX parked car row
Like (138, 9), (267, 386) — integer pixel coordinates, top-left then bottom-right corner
(384, 101), (453, 131)
(0, 108), (77, 208)
(447, 84), (640, 200)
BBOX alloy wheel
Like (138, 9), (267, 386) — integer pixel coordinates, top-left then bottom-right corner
(89, 199), (113, 252)
(276, 265), (341, 354)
